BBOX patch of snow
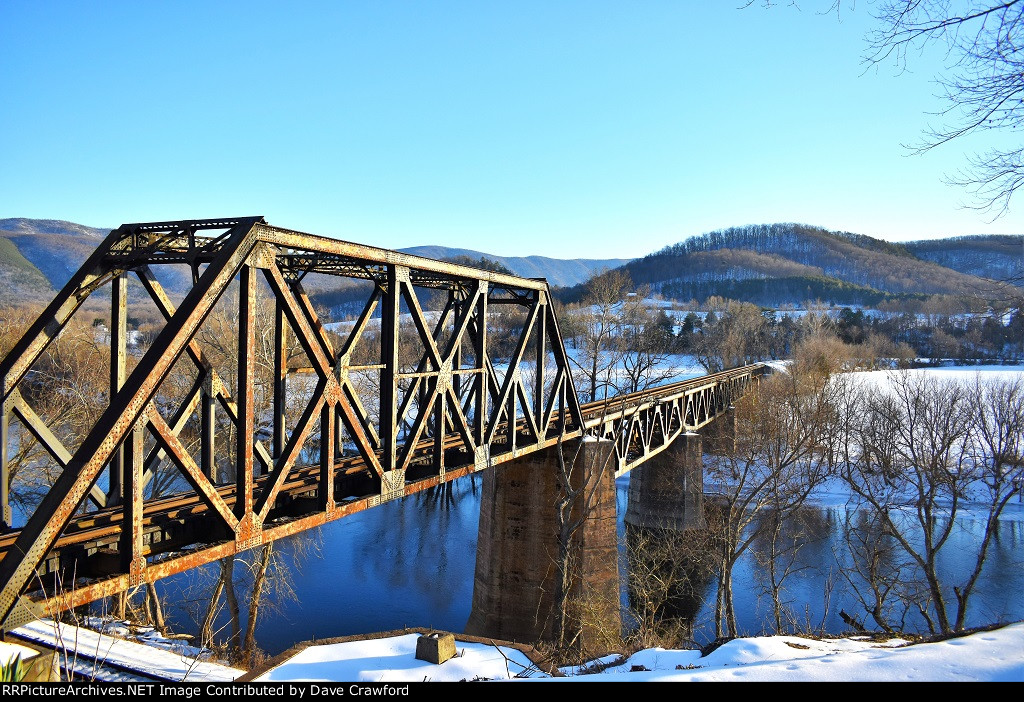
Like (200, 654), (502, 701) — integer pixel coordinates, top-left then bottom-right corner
(254, 634), (547, 682)
(1, 640), (40, 666)
(560, 625), (1024, 682)
(558, 653), (624, 676)
(237, 625), (1024, 682)
(13, 619), (244, 683)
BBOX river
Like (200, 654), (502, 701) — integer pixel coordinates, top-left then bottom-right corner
(150, 471), (1024, 656)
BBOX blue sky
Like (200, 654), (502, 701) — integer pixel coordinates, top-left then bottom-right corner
(1, 1), (1020, 258)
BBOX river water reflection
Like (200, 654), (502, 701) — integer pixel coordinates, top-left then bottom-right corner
(156, 473), (1024, 656)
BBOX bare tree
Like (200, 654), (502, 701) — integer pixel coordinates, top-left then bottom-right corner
(694, 299), (772, 373)
(550, 432), (620, 655)
(704, 357), (840, 637)
(566, 270), (632, 403)
(837, 371), (1024, 634)
(865, 0), (1024, 215)
(623, 523), (718, 650)
(618, 292), (678, 394)
(839, 506), (932, 634)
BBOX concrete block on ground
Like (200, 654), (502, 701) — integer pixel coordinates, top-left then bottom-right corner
(415, 632), (457, 665)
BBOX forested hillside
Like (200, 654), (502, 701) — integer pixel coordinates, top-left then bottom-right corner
(559, 223), (1016, 306)
(906, 235), (1023, 284)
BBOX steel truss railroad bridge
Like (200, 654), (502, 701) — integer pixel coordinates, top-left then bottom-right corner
(0, 217), (763, 631)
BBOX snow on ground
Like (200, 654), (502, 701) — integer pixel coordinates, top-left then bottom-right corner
(22, 621), (1023, 682)
(854, 364), (1024, 386)
(246, 625), (1024, 682)
(1, 639), (42, 665)
(13, 619), (244, 682)
(565, 624), (1024, 682)
(254, 633), (547, 682)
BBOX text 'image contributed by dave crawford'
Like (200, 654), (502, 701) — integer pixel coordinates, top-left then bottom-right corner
(3, 683), (416, 697)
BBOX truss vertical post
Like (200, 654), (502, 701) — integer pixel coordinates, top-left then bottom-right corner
(474, 285), (488, 446)
(108, 273), (128, 502)
(274, 300), (288, 460)
(334, 405), (345, 458)
(508, 377), (517, 454)
(319, 402), (335, 511)
(0, 405), (9, 529)
(434, 378), (445, 474)
(120, 421), (145, 582)
(418, 379), (429, 437)
(201, 377), (216, 483)
(535, 291), (546, 433)
(559, 372), (567, 434)
(380, 267), (400, 474)
(452, 291), (462, 402)
(236, 265), (255, 518)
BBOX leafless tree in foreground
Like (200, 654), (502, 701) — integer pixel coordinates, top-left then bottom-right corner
(704, 359), (840, 638)
(550, 431), (620, 656)
(837, 371), (1024, 634)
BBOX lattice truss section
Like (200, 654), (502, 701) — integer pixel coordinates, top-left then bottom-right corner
(0, 217), (584, 629)
(582, 369), (758, 478)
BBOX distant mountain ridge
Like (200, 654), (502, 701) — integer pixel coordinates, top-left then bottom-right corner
(398, 245), (630, 288)
(0, 219), (632, 307)
(906, 235), (1023, 283)
(2, 218), (1019, 311)
(0, 218), (109, 302)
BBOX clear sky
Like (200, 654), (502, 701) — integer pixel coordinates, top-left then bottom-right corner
(2, 1), (1021, 259)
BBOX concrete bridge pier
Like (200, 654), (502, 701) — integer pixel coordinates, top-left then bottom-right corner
(464, 438), (620, 647)
(624, 432), (705, 531)
(702, 406), (736, 457)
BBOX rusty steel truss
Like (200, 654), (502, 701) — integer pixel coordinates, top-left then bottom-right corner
(581, 368), (761, 478)
(0, 216), (763, 630)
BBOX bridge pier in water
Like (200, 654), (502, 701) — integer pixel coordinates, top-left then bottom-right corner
(466, 408), (742, 646)
(702, 405), (736, 457)
(624, 432), (705, 532)
(465, 438), (620, 646)
(620, 414), (736, 640)
(622, 407), (736, 532)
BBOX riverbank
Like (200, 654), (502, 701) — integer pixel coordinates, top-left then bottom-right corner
(5, 618), (1021, 682)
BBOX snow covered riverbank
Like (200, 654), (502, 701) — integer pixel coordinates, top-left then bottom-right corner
(9, 618), (1021, 682)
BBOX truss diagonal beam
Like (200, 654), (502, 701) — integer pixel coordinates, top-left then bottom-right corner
(9, 392), (106, 508)
(485, 302), (540, 444)
(0, 221), (257, 626)
(137, 266), (276, 474)
(149, 408), (238, 532)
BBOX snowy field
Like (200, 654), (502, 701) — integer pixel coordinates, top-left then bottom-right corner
(7, 619), (1021, 682)
(254, 634), (542, 682)
(853, 364), (1024, 385)
(561, 624), (1024, 682)
(254, 625), (1024, 682)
